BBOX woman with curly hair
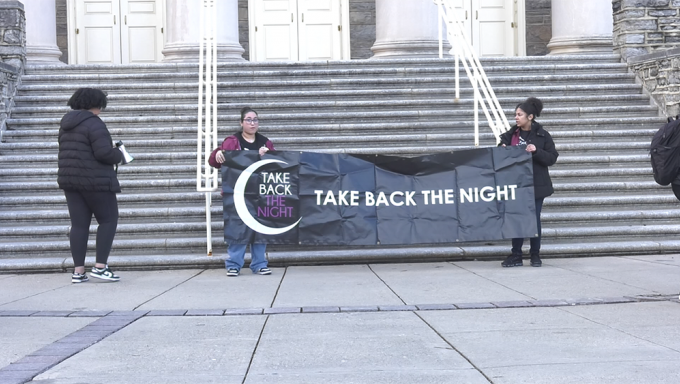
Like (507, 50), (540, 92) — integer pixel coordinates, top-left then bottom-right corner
(58, 88), (123, 283)
(499, 97), (558, 268)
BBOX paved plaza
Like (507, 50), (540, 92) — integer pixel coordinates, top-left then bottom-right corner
(0, 255), (679, 383)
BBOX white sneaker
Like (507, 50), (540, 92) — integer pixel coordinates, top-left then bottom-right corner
(89, 266), (120, 282)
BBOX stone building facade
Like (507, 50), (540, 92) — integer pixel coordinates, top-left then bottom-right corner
(54, 0), (552, 64)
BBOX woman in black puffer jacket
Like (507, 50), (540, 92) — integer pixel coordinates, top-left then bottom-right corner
(498, 97), (558, 268)
(58, 88), (123, 283)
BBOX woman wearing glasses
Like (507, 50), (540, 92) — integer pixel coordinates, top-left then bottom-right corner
(209, 107), (275, 277)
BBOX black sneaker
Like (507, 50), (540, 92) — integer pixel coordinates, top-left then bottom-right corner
(71, 272), (89, 283)
(501, 255), (523, 267)
(256, 268), (272, 275)
(530, 255), (542, 267)
(227, 268), (239, 277)
(90, 266), (120, 282)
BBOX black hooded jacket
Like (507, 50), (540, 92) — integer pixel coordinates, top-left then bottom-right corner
(499, 121), (558, 199)
(58, 110), (122, 192)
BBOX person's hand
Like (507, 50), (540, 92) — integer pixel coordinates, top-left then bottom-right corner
(501, 144), (506, 147)
(216, 150), (225, 163)
(526, 144), (536, 153)
(259, 146), (269, 156)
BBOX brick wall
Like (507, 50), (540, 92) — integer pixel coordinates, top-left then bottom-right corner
(613, 0), (680, 61)
(525, 0), (551, 56)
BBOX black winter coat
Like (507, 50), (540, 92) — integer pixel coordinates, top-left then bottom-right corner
(499, 121), (558, 199)
(58, 110), (123, 192)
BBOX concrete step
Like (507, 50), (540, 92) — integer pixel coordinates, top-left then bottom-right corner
(16, 73), (639, 95)
(4, 108), (663, 131)
(18, 63), (632, 86)
(0, 221), (676, 258)
(13, 85), (647, 106)
(22, 55), (623, 75)
(10, 95), (654, 117)
(9, 101), (657, 121)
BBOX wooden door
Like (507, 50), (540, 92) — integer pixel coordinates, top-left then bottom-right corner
(73, 0), (163, 64)
(472, 0), (516, 56)
(297, 0), (342, 60)
(121, 0), (164, 63)
(75, 0), (121, 63)
(250, 0), (345, 61)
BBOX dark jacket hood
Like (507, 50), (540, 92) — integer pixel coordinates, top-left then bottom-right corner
(60, 110), (97, 131)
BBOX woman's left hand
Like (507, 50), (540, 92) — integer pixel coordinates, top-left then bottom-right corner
(259, 146), (269, 156)
(526, 144), (536, 153)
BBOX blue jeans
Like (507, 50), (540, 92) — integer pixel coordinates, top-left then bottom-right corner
(511, 198), (544, 257)
(226, 243), (268, 272)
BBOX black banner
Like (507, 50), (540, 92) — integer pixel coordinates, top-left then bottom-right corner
(221, 147), (537, 245)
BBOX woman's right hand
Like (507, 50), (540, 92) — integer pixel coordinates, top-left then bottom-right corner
(215, 150), (225, 164)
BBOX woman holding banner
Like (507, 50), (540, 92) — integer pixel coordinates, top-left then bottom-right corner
(499, 97), (558, 268)
(209, 107), (275, 277)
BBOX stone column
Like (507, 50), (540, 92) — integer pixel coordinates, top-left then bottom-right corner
(163, 0), (244, 62)
(24, 0), (64, 64)
(371, 0), (449, 58)
(547, 0), (613, 55)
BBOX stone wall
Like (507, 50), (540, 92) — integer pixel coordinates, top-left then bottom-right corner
(0, 0), (24, 142)
(349, 0), (375, 59)
(56, 0), (67, 63)
(525, 0), (551, 56)
(0, 0), (25, 69)
(238, 0), (249, 61)
(628, 47), (680, 116)
(613, 0), (680, 61)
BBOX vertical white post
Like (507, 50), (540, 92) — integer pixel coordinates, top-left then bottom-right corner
(196, 0), (219, 256)
(437, 2), (443, 59)
(473, 75), (479, 147)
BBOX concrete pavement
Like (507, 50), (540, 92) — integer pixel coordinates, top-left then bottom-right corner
(0, 255), (679, 383)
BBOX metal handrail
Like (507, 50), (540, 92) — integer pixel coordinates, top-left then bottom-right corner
(434, 0), (512, 145)
(196, 0), (218, 255)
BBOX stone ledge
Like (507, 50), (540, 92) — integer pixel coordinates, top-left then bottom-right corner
(627, 46), (680, 63)
(0, 1), (23, 10)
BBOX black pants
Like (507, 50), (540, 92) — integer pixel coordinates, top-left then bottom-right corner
(511, 197), (544, 257)
(64, 190), (118, 267)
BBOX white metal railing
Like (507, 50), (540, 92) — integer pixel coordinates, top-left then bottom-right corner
(434, 0), (511, 145)
(196, 0), (218, 256)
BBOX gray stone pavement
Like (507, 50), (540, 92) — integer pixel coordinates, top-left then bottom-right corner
(0, 255), (679, 383)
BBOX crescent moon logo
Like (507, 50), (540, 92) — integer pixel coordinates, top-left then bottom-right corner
(233, 159), (302, 235)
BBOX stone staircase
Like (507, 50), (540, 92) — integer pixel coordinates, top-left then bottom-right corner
(1, 55), (677, 271)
